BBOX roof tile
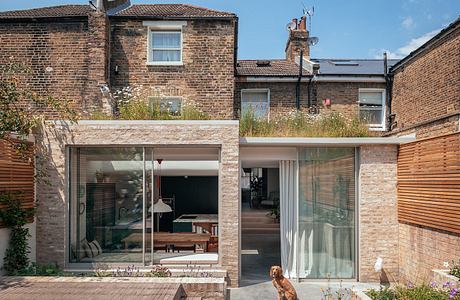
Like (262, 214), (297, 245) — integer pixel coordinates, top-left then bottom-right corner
(236, 59), (305, 77)
(0, 5), (92, 19)
(113, 4), (235, 18)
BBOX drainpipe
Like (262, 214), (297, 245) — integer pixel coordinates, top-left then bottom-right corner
(307, 76), (313, 108)
(384, 52), (395, 131)
(296, 50), (303, 110)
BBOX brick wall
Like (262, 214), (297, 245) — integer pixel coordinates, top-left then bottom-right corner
(110, 18), (236, 119)
(399, 223), (460, 284)
(0, 19), (90, 115)
(359, 145), (399, 282)
(235, 80), (386, 120)
(36, 121), (240, 287)
(391, 21), (460, 138)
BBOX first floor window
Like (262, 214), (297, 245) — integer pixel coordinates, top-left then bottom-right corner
(241, 89), (270, 118)
(358, 89), (385, 130)
(149, 30), (182, 64)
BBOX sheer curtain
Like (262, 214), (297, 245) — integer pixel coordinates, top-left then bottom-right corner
(279, 160), (298, 278)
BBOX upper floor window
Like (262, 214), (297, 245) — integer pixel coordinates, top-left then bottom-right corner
(144, 21), (186, 66)
(241, 89), (270, 119)
(358, 89), (385, 131)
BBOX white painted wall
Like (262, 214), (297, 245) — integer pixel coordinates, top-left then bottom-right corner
(0, 220), (36, 275)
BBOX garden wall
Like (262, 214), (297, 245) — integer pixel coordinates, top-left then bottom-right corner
(397, 132), (460, 283)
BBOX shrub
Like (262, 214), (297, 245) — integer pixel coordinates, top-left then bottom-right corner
(0, 193), (35, 275)
(18, 262), (63, 276)
(367, 283), (460, 300)
(449, 260), (460, 278)
(239, 110), (372, 137)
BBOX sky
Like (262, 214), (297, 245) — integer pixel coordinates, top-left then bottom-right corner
(1, 0), (459, 60)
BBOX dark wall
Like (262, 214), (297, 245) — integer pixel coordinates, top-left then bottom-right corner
(160, 176), (218, 231)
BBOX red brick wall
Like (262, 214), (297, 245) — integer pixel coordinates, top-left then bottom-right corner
(0, 19), (90, 116)
(235, 80), (386, 120)
(110, 18), (236, 119)
(391, 22), (460, 138)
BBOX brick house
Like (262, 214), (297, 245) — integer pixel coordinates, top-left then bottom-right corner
(236, 20), (399, 132)
(388, 17), (460, 139)
(387, 16), (460, 284)
(7, 0), (458, 289)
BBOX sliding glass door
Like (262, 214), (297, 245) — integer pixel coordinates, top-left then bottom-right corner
(298, 148), (356, 279)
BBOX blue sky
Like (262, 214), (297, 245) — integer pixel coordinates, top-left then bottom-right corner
(1, 0), (459, 59)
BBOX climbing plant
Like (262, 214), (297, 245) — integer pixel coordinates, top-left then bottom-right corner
(0, 193), (35, 275)
(0, 61), (77, 274)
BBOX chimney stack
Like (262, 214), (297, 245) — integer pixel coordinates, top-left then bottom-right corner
(285, 16), (310, 61)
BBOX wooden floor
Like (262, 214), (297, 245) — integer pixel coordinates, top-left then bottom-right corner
(0, 279), (184, 300)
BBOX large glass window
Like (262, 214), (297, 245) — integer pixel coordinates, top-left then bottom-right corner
(298, 148), (356, 279)
(69, 147), (219, 265)
(69, 147), (145, 263)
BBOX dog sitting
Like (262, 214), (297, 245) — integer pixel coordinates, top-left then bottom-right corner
(270, 266), (298, 300)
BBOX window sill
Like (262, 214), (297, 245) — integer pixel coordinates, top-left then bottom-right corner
(147, 62), (184, 66)
(368, 127), (386, 132)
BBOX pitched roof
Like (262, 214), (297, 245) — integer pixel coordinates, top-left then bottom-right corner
(236, 59), (307, 77)
(236, 58), (398, 77)
(0, 5), (92, 19)
(0, 4), (235, 20)
(312, 58), (399, 75)
(112, 4), (236, 19)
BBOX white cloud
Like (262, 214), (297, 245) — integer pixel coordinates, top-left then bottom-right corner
(371, 28), (441, 59)
(402, 16), (415, 30)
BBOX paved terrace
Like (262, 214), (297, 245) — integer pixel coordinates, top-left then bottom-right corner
(0, 277), (185, 300)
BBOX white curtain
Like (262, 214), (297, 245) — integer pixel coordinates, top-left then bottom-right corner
(279, 160), (297, 278)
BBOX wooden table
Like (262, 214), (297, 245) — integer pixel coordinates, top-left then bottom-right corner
(121, 232), (211, 252)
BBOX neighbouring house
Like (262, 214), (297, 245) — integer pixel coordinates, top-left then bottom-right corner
(387, 16), (460, 285)
(389, 17), (460, 138)
(0, 0), (458, 289)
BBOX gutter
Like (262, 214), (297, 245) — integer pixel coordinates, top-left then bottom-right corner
(237, 75), (385, 83)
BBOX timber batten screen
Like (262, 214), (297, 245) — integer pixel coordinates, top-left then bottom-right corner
(398, 132), (460, 234)
(0, 139), (35, 226)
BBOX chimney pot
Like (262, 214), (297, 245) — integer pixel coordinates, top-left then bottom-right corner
(292, 18), (298, 30)
(299, 16), (307, 31)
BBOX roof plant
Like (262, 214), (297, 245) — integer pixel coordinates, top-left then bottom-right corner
(239, 109), (372, 137)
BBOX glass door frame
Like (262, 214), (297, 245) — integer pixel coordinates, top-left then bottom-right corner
(294, 146), (359, 281)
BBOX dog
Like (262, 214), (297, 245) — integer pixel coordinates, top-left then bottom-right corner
(270, 265), (298, 300)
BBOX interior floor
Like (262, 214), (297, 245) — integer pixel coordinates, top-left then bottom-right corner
(241, 202), (280, 284)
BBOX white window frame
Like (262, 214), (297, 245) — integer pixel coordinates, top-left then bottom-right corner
(358, 88), (386, 131)
(144, 21), (186, 66)
(240, 88), (271, 119)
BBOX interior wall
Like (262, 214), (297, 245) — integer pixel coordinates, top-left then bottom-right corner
(160, 176), (218, 232)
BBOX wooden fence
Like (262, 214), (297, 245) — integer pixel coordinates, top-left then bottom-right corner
(0, 138), (35, 226)
(398, 132), (460, 234)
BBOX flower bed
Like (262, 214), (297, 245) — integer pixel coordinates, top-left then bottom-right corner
(365, 283), (460, 300)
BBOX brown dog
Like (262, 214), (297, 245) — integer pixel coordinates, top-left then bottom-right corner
(270, 266), (298, 300)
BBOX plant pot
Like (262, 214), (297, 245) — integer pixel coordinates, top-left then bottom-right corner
(432, 269), (460, 288)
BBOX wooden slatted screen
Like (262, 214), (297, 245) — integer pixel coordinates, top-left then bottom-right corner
(398, 132), (460, 234)
(0, 139), (35, 226)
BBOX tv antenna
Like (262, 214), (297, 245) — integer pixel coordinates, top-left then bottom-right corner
(302, 4), (319, 46)
(302, 4), (314, 32)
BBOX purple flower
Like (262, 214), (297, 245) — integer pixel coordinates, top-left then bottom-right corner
(444, 282), (452, 288)
(407, 281), (414, 288)
(448, 287), (458, 299)
(430, 281), (438, 288)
